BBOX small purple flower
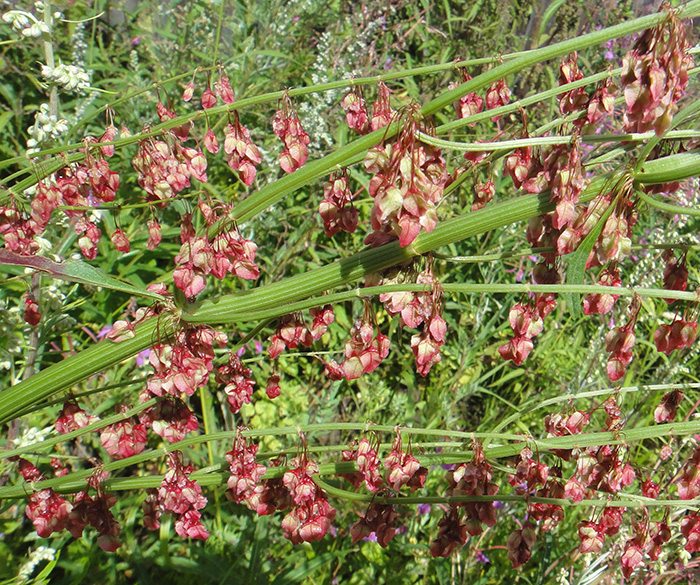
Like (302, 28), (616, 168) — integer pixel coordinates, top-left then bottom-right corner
(254, 340), (263, 354)
(97, 325), (113, 340)
(493, 500), (504, 509)
(417, 503), (432, 515)
(476, 550), (490, 563)
(363, 532), (378, 542)
(136, 348), (151, 367)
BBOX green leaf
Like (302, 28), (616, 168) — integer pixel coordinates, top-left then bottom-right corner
(565, 188), (617, 318)
(0, 250), (164, 301)
(0, 111), (13, 133)
(538, 0), (568, 40)
(33, 550), (60, 584)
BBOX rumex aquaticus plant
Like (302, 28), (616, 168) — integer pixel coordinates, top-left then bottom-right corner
(3, 2), (700, 581)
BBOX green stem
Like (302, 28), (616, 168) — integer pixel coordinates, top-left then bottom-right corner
(637, 188), (700, 217)
(418, 130), (700, 152)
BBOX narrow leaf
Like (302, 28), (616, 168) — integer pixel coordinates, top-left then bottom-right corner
(0, 249), (164, 300)
(565, 193), (617, 318)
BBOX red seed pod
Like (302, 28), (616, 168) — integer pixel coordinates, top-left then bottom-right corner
(452, 68), (483, 123)
(225, 431), (267, 505)
(201, 88), (217, 110)
(100, 405), (148, 459)
(147, 218), (162, 250)
(370, 80), (395, 131)
(507, 522), (536, 568)
(182, 81), (195, 102)
(273, 94), (310, 174)
(472, 179), (494, 211)
(265, 373), (281, 399)
(55, 400), (99, 434)
(350, 502), (398, 548)
(214, 74), (235, 104)
(578, 521), (605, 553)
(340, 86), (369, 135)
(654, 389), (684, 422)
(22, 293), (41, 326)
(430, 509), (468, 558)
(485, 78), (511, 121)
(110, 228), (130, 253)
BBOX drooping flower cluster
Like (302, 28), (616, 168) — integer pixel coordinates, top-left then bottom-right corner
(1, 123), (120, 259)
(17, 459), (120, 551)
(173, 202), (259, 298)
(498, 300), (545, 366)
(485, 77), (511, 121)
(654, 389), (683, 423)
(578, 508), (626, 554)
(508, 448), (564, 531)
(430, 509), (469, 558)
(146, 325), (227, 399)
(67, 470), (121, 552)
(654, 317), (698, 355)
(100, 404), (148, 459)
(268, 305), (334, 359)
(662, 249), (688, 302)
(383, 433), (427, 492)
(152, 451), (209, 540)
(17, 458), (73, 539)
(340, 86), (370, 135)
(340, 433), (426, 495)
(363, 104), (448, 247)
(583, 265), (622, 315)
(216, 353), (255, 414)
(323, 309), (389, 381)
(604, 296), (640, 382)
(451, 67), (484, 123)
(370, 80), (395, 131)
(273, 94), (310, 174)
(55, 399), (99, 434)
(132, 131), (207, 206)
(445, 442), (499, 537)
(319, 169), (359, 237)
(281, 453), (336, 544)
(340, 437), (382, 492)
(225, 431), (267, 504)
(556, 51), (617, 131)
(372, 258), (447, 376)
(140, 398), (199, 443)
(223, 112), (262, 186)
(507, 522), (536, 568)
(620, 6), (694, 137)
(350, 502), (399, 548)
